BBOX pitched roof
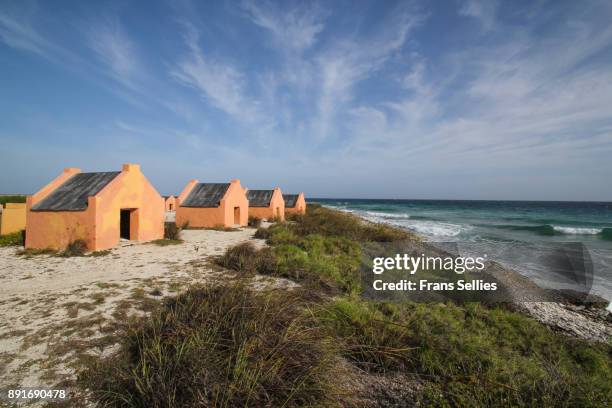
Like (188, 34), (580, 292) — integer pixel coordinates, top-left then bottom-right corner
(181, 183), (230, 208)
(283, 194), (299, 208)
(247, 190), (274, 207)
(32, 172), (120, 211)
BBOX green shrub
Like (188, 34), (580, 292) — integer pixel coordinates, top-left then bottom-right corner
(0, 230), (24, 247)
(317, 298), (612, 406)
(290, 205), (413, 242)
(79, 283), (345, 407)
(216, 242), (259, 273)
(253, 247), (278, 275)
(253, 227), (270, 239)
(261, 224), (299, 246)
(164, 222), (182, 240)
(248, 216), (262, 228)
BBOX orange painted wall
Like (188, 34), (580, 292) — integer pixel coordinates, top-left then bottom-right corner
(26, 164), (164, 251)
(165, 196), (176, 211)
(285, 193), (307, 215)
(0, 203), (27, 235)
(248, 187), (285, 221)
(175, 179), (249, 228)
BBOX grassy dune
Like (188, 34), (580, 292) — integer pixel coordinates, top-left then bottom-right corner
(79, 205), (611, 407)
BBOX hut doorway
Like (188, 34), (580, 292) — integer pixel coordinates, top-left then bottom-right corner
(233, 206), (240, 225)
(120, 209), (132, 239)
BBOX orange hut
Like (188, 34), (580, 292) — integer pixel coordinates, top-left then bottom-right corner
(247, 188), (285, 221)
(26, 164), (164, 251)
(283, 193), (306, 215)
(175, 179), (248, 228)
(164, 195), (177, 211)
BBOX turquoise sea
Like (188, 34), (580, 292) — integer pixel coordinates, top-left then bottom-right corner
(315, 199), (612, 306)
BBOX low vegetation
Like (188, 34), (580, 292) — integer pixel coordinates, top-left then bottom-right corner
(0, 195), (26, 206)
(150, 239), (183, 246)
(248, 215), (262, 228)
(164, 222), (182, 240)
(16, 239), (111, 257)
(58, 239), (88, 257)
(79, 204), (612, 406)
(80, 283), (345, 407)
(206, 225), (240, 232)
(0, 230), (24, 247)
(316, 299), (612, 406)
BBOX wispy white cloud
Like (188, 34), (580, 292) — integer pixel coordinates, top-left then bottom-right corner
(0, 1), (77, 64)
(458, 0), (499, 31)
(87, 18), (142, 89)
(242, 0), (326, 53)
(172, 22), (273, 129)
(314, 7), (424, 139)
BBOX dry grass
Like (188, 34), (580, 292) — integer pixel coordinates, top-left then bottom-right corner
(79, 282), (347, 407)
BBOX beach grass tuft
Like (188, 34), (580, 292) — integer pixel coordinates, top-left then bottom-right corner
(79, 282), (345, 407)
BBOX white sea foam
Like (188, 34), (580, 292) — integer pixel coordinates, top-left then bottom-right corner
(364, 211), (409, 219)
(405, 221), (469, 238)
(552, 226), (602, 235)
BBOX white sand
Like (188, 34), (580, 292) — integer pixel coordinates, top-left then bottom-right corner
(0, 227), (275, 390)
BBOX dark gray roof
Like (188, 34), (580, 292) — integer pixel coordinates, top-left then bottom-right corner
(247, 190), (274, 207)
(181, 183), (230, 208)
(283, 194), (299, 208)
(32, 172), (120, 211)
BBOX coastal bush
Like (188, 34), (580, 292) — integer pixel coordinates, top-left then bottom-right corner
(247, 215), (262, 228)
(0, 230), (24, 247)
(164, 222), (181, 240)
(79, 283), (344, 407)
(217, 242), (258, 273)
(317, 298), (612, 406)
(290, 205), (413, 242)
(253, 226), (270, 239)
(218, 234), (362, 295)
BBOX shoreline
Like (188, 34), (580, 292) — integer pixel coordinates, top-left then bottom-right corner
(337, 206), (612, 343)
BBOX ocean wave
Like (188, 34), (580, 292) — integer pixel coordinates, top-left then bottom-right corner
(552, 226), (601, 235)
(493, 223), (608, 237)
(364, 210), (410, 220)
(493, 224), (558, 236)
(403, 221), (470, 238)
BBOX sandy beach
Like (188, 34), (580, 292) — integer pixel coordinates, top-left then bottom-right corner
(0, 226), (280, 389)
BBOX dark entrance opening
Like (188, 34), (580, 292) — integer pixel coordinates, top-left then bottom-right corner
(234, 206), (240, 225)
(120, 209), (131, 239)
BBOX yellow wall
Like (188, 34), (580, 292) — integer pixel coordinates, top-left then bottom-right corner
(0, 203), (27, 235)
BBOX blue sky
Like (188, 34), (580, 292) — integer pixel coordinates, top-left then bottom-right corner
(1, 0), (612, 200)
